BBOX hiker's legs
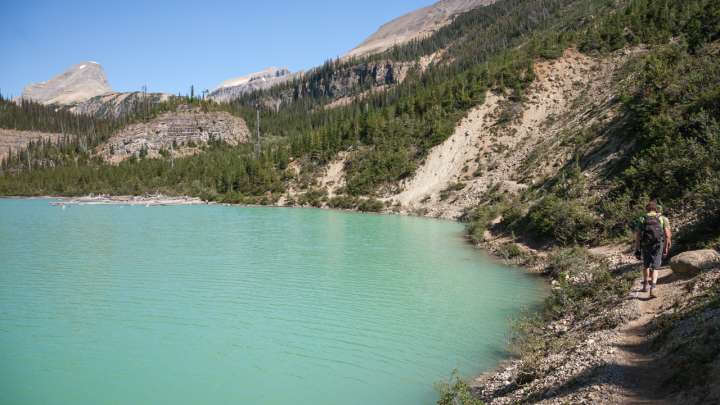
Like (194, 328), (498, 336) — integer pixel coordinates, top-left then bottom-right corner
(642, 245), (662, 296)
(641, 267), (650, 291)
(649, 268), (658, 298)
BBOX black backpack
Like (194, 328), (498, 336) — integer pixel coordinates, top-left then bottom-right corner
(642, 215), (663, 250)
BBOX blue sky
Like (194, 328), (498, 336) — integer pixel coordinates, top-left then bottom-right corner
(0, 0), (435, 97)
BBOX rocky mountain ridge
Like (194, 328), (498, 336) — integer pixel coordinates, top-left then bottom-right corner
(249, 59), (418, 111)
(208, 67), (301, 103)
(345, 0), (497, 58)
(21, 61), (113, 105)
(19, 61), (173, 118)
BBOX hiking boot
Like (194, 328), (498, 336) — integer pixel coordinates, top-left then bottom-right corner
(650, 285), (657, 298)
(641, 282), (648, 293)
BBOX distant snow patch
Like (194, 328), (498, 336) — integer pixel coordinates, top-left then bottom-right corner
(79, 65), (86, 69)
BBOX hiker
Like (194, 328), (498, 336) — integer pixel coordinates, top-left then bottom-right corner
(634, 200), (672, 298)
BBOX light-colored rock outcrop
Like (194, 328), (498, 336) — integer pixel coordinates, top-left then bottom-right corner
(0, 128), (62, 161)
(208, 67), (301, 103)
(21, 61), (113, 105)
(345, 0), (497, 59)
(670, 249), (720, 275)
(233, 61), (415, 111)
(97, 105), (250, 163)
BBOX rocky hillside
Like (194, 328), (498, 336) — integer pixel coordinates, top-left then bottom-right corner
(21, 61), (112, 105)
(69, 91), (172, 119)
(0, 128), (61, 162)
(386, 47), (634, 218)
(346, 0), (497, 58)
(277, 44), (632, 218)
(97, 105), (250, 163)
(208, 67), (300, 103)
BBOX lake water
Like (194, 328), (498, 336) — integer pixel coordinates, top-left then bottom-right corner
(0, 198), (545, 404)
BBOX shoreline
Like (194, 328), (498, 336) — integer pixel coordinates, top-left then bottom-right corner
(24, 194), (207, 206)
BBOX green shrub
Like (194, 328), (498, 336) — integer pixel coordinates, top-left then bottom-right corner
(545, 246), (596, 279)
(297, 189), (327, 207)
(436, 370), (485, 405)
(327, 195), (358, 209)
(496, 242), (533, 264)
(596, 193), (649, 242)
(543, 247), (632, 325)
(498, 201), (525, 230)
(523, 195), (599, 245)
(439, 182), (466, 201)
(358, 198), (384, 212)
(466, 203), (504, 243)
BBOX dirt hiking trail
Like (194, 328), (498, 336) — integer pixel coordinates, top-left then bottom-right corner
(613, 267), (685, 404)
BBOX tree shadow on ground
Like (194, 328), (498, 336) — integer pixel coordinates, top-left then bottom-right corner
(517, 346), (672, 404)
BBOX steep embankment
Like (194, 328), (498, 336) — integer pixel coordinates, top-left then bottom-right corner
(391, 48), (637, 218)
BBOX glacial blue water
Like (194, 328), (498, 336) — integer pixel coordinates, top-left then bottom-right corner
(0, 198), (545, 404)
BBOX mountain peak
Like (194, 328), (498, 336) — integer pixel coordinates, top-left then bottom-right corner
(346, 0), (498, 59)
(21, 61), (113, 105)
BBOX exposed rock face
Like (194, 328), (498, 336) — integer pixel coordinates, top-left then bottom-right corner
(208, 67), (301, 103)
(70, 92), (172, 119)
(346, 0), (497, 59)
(97, 105), (250, 163)
(0, 128), (62, 161)
(21, 61), (113, 105)
(317, 61), (412, 97)
(670, 250), (720, 275)
(264, 60), (414, 109)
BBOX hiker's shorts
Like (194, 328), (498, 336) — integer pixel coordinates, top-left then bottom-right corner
(643, 245), (663, 269)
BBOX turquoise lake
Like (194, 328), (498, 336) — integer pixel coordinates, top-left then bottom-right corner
(0, 198), (545, 404)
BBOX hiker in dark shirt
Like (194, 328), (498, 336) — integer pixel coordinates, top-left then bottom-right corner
(633, 201), (672, 298)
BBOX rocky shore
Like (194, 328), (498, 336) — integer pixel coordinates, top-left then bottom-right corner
(466, 236), (720, 404)
(50, 194), (206, 206)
